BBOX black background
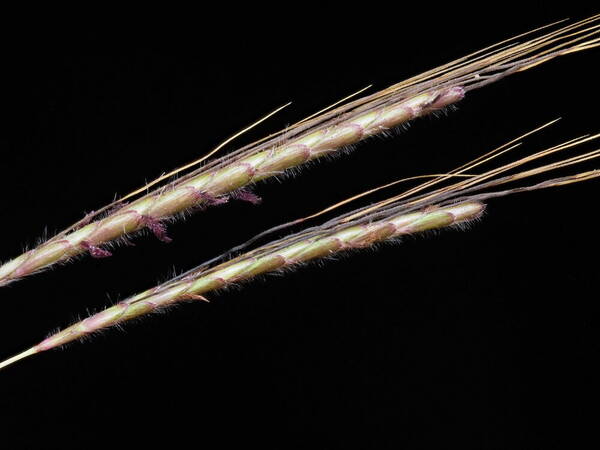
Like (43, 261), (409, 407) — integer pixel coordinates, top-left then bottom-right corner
(1, 7), (599, 449)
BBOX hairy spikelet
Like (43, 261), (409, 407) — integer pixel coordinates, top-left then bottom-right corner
(1, 16), (598, 286)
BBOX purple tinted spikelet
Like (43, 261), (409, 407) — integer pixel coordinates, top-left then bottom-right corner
(26, 202), (484, 355)
(0, 85), (463, 285)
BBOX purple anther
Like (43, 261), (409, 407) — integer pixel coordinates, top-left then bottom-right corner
(140, 216), (173, 243)
(81, 241), (113, 258)
(231, 188), (262, 205)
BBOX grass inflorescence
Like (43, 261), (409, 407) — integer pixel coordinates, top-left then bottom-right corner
(0, 16), (598, 286)
(2, 121), (600, 369)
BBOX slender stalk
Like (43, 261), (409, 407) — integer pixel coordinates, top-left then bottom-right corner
(1, 16), (598, 286)
(0, 348), (36, 371)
